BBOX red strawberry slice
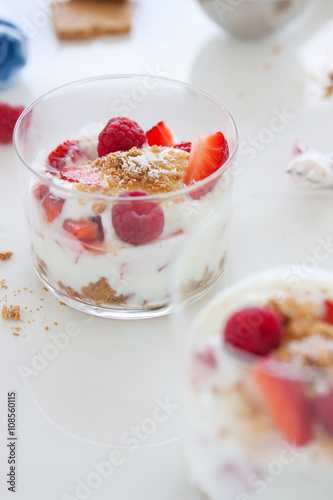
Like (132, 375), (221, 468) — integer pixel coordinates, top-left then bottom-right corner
(250, 358), (314, 446)
(313, 389), (333, 435)
(63, 216), (104, 243)
(32, 183), (49, 200)
(60, 166), (101, 185)
(174, 141), (191, 153)
(146, 121), (174, 147)
(42, 194), (65, 222)
(184, 131), (229, 186)
(324, 300), (333, 325)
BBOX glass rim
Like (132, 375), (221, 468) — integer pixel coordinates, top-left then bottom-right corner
(13, 74), (239, 202)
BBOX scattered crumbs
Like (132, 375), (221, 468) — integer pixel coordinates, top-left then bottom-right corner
(59, 302), (66, 306)
(0, 279), (7, 289)
(11, 326), (22, 336)
(27, 321), (31, 324)
(54, 322), (58, 326)
(263, 62), (272, 71)
(29, 310), (32, 313)
(2, 304), (21, 320)
(29, 290), (33, 294)
(45, 326), (49, 331)
(40, 298), (44, 301)
(272, 45), (283, 54)
(22, 334), (26, 338)
(23, 287), (28, 291)
(24, 307), (27, 310)
(0, 251), (13, 260)
(36, 308), (40, 311)
(42, 286), (48, 292)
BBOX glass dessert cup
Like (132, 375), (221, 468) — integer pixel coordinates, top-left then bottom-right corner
(177, 268), (333, 499)
(14, 75), (238, 319)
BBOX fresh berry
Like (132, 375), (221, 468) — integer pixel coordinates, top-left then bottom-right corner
(184, 132), (229, 186)
(146, 121), (174, 147)
(112, 190), (164, 245)
(293, 141), (309, 156)
(313, 389), (333, 435)
(196, 347), (217, 369)
(251, 358), (314, 446)
(174, 141), (191, 153)
(224, 307), (283, 355)
(32, 183), (49, 200)
(63, 216), (104, 243)
(0, 102), (25, 144)
(324, 300), (333, 325)
(97, 117), (146, 157)
(60, 166), (101, 185)
(42, 194), (65, 222)
(48, 140), (84, 170)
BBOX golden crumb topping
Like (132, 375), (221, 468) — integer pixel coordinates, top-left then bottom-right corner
(75, 146), (189, 196)
(269, 294), (333, 368)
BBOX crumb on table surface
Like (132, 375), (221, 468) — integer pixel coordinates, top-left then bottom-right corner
(1, 304), (21, 320)
(0, 251), (13, 261)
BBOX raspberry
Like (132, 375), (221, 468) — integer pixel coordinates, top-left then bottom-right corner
(97, 117), (146, 157)
(48, 140), (84, 171)
(224, 307), (283, 355)
(0, 101), (25, 144)
(111, 190), (164, 245)
(174, 141), (191, 153)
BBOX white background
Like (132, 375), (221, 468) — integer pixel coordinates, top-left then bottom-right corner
(1, 0), (333, 499)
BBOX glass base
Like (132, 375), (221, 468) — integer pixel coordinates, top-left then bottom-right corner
(34, 253), (227, 319)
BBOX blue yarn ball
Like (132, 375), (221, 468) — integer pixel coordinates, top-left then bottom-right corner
(0, 20), (28, 87)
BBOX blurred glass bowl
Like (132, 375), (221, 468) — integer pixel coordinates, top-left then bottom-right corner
(198, 0), (310, 37)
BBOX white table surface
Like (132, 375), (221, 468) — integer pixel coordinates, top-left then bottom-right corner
(1, 0), (333, 499)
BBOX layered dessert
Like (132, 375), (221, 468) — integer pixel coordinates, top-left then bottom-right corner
(185, 270), (333, 499)
(29, 116), (231, 313)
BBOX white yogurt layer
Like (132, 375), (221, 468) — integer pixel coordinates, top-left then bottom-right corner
(185, 270), (333, 500)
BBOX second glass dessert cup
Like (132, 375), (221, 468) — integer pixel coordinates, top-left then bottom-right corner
(176, 268), (333, 500)
(14, 75), (238, 319)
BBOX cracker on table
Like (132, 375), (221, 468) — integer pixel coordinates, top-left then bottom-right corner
(51, 1), (132, 40)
